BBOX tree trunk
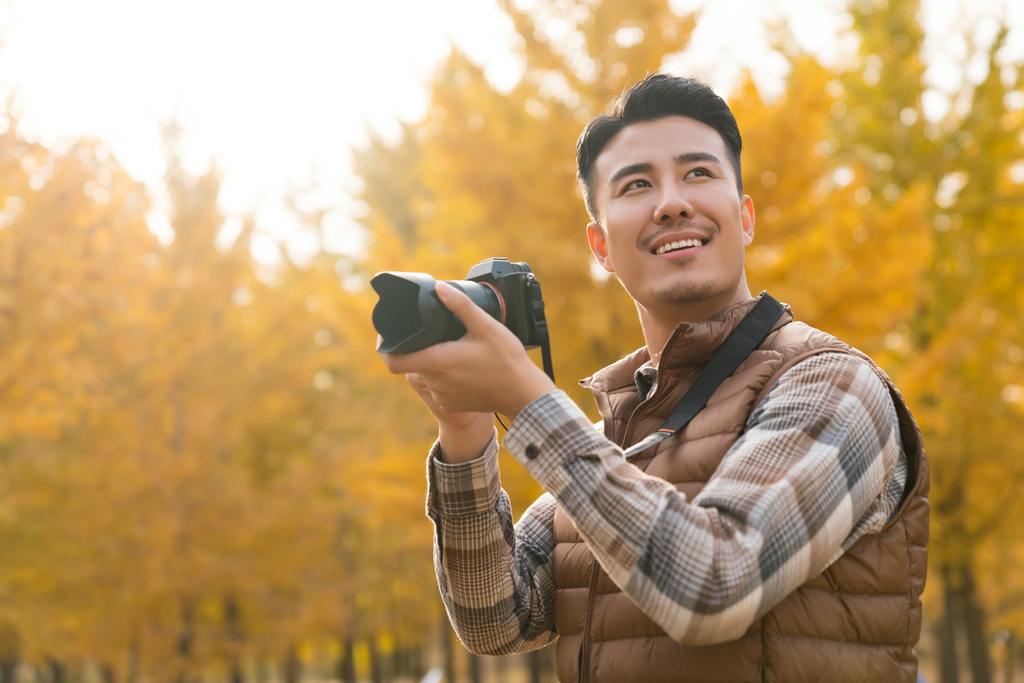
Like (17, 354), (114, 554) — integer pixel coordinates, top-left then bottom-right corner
(940, 565), (961, 683)
(176, 599), (195, 683)
(229, 658), (245, 683)
(283, 646), (301, 683)
(336, 638), (356, 683)
(368, 637), (384, 683)
(391, 645), (406, 678)
(126, 635), (140, 683)
(443, 617), (455, 683)
(409, 645), (425, 680)
(528, 649), (543, 683)
(467, 652), (481, 683)
(963, 567), (992, 683)
(225, 597), (245, 683)
(47, 659), (66, 683)
(1002, 631), (1015, 683)
(0, 660), (15, 683)
(255, 658), (271, 683)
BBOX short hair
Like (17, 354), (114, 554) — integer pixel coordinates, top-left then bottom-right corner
(576, 74), (743, 223)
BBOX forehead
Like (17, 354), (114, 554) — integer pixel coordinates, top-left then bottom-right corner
(594, 116), (731, 183)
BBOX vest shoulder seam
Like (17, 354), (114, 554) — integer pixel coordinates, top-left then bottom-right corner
(796, 584), (915, 599)
(585, 632), (908, 647)
(764, 633), (913, 647)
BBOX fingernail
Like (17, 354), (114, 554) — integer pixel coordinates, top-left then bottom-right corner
(375, 334), (383, 350)
(435, 281), (451, 297)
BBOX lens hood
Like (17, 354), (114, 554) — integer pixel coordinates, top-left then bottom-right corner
(371, 272), (445, 353)
(371, 272), (502, 353)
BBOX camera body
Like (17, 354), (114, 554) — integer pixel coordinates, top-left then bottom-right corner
(371, 257), (548, 355)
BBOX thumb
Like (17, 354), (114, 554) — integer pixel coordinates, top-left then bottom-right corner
(435, 280), (495, 331)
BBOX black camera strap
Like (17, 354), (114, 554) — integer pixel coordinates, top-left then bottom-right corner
(622, 294), (785, 459)
(495, 294), (555, 432)
(527, 274), (555, 383)
(538, 318), (554, 383)
(495, 272), (555, 432)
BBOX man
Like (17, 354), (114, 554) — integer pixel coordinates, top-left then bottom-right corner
(380, 74), (928, 682)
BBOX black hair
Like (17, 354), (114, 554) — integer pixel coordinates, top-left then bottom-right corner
(576, 74), (743, 223)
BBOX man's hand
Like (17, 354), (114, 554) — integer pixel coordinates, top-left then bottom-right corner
(379, 281), (556, 462)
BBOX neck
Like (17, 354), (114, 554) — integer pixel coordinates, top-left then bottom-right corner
(640, 281), (753, 366)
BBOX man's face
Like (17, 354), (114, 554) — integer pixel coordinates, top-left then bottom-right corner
(587, 116), (755, 319)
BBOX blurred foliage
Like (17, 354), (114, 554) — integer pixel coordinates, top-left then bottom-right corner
(0, 119), (440, 678)
(0, 0), (1021, 679)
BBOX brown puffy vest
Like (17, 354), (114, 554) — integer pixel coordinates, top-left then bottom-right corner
(553, 298), (929, 683)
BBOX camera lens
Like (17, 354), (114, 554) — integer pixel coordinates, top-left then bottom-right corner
(371, 273), (429, 351)
(371, 273), (502, 353)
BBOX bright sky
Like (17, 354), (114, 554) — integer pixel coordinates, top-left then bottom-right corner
(0, 0), (1020, 263)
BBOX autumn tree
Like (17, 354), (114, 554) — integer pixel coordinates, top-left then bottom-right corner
(357, 0), (1024, 681)
(0, 112), (439, 679)
(736, 1), (1024, 680)
(1, 0), (1022, 681)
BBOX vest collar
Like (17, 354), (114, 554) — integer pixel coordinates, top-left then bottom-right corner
(581, 293), (794, 396)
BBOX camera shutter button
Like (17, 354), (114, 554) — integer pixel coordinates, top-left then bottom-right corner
(525, 444), (540, 459)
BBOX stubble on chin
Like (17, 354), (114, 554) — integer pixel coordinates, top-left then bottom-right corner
(649, 278), (716, 306)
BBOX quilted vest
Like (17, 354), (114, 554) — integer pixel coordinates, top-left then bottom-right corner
(553, 296), (929, 683)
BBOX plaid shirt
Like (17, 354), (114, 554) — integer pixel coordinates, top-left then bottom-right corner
(426, 352), (907, 652)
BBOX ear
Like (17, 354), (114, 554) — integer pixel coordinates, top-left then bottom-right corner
(740, 195), (755, 247)
(587, 222), (614, 273)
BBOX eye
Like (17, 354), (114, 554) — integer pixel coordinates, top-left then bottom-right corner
(623, 178), (651, 192)
(686, 168), (711, 178)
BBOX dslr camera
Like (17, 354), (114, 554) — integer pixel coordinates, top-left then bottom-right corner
(371, 258), (554, 380)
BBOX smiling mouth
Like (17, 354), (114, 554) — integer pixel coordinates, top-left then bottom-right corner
(654, 238), (708, 255)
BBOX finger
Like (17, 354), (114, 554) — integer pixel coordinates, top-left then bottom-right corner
(379, 344), (447, 375)
(379, 349), (424, 374)
(434, 281), (501, 333)
(379, 350), (418, 375)
(405, 372), (427, 392)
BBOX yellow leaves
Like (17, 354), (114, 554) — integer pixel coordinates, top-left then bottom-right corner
(0, 117), (455, 670)
(0, 0), (1020, 670)
(738, 59), (931, 359)
(354, 0), (1024, 644)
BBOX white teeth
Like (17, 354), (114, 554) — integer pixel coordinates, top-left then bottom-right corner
(656, 239), (704, 255)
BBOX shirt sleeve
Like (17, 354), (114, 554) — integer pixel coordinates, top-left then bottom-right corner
(426, 431), (558, 654)
(502, 352), (906, 645)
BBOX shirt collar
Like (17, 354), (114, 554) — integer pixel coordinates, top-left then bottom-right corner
(634, 361), (658, 402)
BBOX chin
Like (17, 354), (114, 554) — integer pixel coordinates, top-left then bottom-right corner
(649, 278), (717, 307)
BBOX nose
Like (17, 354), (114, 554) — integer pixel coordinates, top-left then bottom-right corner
(653, 185), (693, 224)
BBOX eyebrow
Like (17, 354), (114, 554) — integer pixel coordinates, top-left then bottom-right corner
(608, 162), (653, 187)
(674, 152), (722, 167)
(607, 152), (724, 187)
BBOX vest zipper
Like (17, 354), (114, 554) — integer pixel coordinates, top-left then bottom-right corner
(620, 407), (650, 456)
(621, 397), (663, 463)
(620, 369), (668, 453)
(579, 557), (600, 683)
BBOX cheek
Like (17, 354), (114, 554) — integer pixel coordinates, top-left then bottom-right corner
(724, 238), (748, 272)
(604, 208), (643, 250)
(607, 232), (639, 268)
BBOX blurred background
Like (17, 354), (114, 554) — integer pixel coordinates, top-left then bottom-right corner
(0, 0), (1022, 680)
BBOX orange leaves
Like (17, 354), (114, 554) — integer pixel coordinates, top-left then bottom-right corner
(2, 0), (1023, 671)
(0, 121), (451, 672)
(357, 0), (1024, 644)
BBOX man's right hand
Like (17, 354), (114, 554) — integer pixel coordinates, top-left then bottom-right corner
(378, 281), (556, 464)
(405, 371), (494, 464)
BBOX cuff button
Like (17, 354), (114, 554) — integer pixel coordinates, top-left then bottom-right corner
(525, 444), (540, 459)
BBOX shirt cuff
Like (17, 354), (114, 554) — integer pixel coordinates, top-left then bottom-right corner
(426, 429), (502, 518)
(503, 390), (613, 486)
